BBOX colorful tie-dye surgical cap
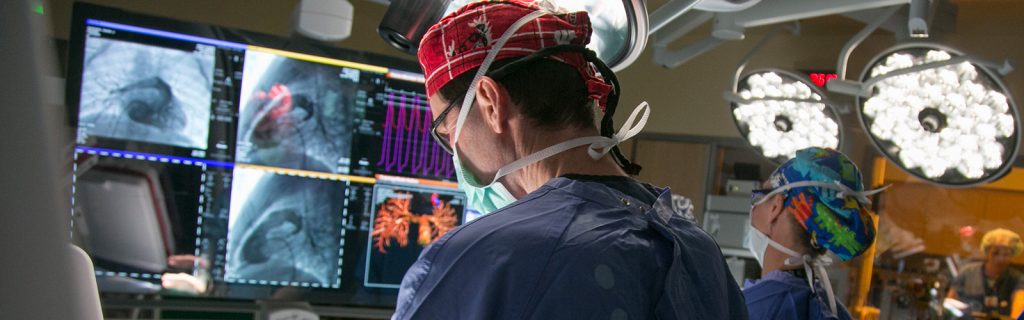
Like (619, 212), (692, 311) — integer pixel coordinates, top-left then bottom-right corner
(768, 147), (876, 261)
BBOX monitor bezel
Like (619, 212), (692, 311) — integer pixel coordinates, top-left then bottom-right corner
(64, 2), (430, 310)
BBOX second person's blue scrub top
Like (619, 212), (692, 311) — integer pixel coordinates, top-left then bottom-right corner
(744, 270), (852, 320)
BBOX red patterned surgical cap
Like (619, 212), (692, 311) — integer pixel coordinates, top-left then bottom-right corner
(417, 0), (613, 110)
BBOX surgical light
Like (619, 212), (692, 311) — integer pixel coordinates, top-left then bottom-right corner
(443, 0), (648, 71)
(729, 69), (843, 163)
(378, 0), (453, 54)
(855, 44), (1020, 186)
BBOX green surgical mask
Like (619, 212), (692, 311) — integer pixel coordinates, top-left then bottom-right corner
(452, 147), (517, 215)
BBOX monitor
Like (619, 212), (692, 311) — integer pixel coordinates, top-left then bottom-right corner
(65, 2), (465, 308)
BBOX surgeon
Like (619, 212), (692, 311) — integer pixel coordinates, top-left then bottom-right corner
(392, 0), (747, 319)
(744, 147), (883, 320)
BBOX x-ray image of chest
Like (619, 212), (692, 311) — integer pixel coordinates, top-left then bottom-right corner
(225, 167), (347, 287)
(78, 37), (214, 150)
(235, 51), (356, 174)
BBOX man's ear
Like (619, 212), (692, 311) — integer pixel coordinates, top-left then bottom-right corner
(475, 76), (511, 134)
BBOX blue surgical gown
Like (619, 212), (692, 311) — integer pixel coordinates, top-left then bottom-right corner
(392, 175), (747, 319)
(743, 270), (852, 320)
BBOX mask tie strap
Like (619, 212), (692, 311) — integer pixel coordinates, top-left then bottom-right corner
(485, 101), (651, 185)
(771, 237), (839, 315)
(836, 183), (890, 205)
(847, 183), (888, 204)
(486, 136), (610, 185)
(755, 180), (889, 206)
(782, 250), (839, 315)
(587, 102), (650, 160)
(811, 256), (839, 316)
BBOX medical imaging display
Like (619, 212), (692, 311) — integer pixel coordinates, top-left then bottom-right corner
(235, 51), (355, 174)
(77, 36), (215, 150)
(67, 3), (458, 307)
(224, 167), (347, 287)
(365, 184), (466, 288)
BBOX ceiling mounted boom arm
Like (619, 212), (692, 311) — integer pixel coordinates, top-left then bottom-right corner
(652, 0), (911, 68)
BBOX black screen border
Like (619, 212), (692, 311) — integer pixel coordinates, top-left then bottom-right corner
(65, 2), (431, 310)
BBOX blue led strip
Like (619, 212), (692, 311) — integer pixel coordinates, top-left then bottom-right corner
(74, 146), (234, 168)
(95, 271), (163, 280)
(87, 19), (248, 51)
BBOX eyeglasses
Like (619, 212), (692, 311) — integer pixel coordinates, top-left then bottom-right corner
(750, 188), (776, 206)
(430, 98), (460, 155)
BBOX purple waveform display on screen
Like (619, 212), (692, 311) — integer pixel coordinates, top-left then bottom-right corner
(377, 91), (455, 179)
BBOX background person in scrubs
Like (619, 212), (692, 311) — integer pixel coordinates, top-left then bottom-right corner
(392, 0), (747, 319)
(744, 147), (881, 320)
(948, 228), (1024, 318)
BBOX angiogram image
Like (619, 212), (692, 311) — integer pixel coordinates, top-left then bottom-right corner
(78, 37), (214, 149)
(365, 184), (465, 288)
(235, 51), (356, 174)
(225, 167), (347, 287)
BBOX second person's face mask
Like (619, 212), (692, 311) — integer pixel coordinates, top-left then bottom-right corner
(746, 220), (771, 266)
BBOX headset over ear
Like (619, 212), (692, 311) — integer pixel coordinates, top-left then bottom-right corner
(489, 44), (642, 175)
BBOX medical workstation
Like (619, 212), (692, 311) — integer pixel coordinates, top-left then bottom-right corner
(4, 0), (1024, 319)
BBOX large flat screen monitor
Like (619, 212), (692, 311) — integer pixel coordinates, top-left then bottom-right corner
(65, 2), (468, 308)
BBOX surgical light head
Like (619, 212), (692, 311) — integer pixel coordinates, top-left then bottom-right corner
(856, 44), (1020, 187)
(729, 69), (843, 164)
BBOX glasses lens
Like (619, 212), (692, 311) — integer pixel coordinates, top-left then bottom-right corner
(750, 188), (773, 205)
(432, 126), (453, 155)
(430, 99), (459, 155)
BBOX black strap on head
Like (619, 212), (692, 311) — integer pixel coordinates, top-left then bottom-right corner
(487, 44), (642, 175)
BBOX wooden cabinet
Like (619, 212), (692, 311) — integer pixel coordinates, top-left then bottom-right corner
(630, 139), (711, 217)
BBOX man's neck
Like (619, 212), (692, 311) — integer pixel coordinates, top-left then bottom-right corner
(501, 128), (627, 198)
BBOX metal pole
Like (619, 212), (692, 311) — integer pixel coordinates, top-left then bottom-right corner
(836, 6), (902, 80)
(648, 0), (702, 34)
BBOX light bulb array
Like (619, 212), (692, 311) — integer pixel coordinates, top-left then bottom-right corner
(862, 48), (1016, 180)
(733, 71), (841, 161)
